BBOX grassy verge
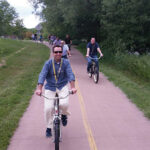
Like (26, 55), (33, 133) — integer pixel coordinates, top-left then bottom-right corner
(77, 44), (150, 119)
(0, 39), (50, 150)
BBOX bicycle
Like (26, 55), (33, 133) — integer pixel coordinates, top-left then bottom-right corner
(88, 56), (102, 83)
(41, 90), (73, 150)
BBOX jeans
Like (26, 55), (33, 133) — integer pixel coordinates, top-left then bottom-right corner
(87, 56), (99, 72)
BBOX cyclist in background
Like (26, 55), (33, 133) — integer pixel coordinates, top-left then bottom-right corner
(60, 40), (71, 59)
(86, 37), (103, 73)
(48, 34), (51, 44)
(53, 37), (61, 46)
(35, 45), (77, 138)
(31, 34), (34, 40)
(34, 33), (37, 41)
(65, 34), (72, 51)
(39, 34), (43, 42)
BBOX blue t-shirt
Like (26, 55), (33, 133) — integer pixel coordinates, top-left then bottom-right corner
(87, 42), (100, 56)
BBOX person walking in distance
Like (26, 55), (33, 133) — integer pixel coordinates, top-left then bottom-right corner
(35, 45), (77, 138)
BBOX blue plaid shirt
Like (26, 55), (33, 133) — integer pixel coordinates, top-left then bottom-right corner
(38, 58), (75, 91)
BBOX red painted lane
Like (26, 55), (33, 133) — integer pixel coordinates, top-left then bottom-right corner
(70, 47), (150, 150)
(7, 90), (90, 150)
(7, 42), (150, 150)
(7, 43), (90, 150)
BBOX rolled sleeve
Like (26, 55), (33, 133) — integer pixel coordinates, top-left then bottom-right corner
(87, 43), (90, 48)
(96, 43), (100, 49)
(38, 61), (49, 85)
(65, 60), (75, 82)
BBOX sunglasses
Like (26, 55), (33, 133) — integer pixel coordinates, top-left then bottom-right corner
(54, 51), (62, 54)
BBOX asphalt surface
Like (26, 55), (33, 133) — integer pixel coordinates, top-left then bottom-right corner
(7, 42), (150, 150)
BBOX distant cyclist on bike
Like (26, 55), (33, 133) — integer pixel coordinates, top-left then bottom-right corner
(53, 37), (61, 46)
(39, 34), (43, 42)
(60, 40), (71, 59)
(86, 37), (103, 73)
(35, 45), (77, 138)
(65, 34), (72, 51)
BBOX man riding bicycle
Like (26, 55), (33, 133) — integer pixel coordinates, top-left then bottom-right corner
(35, 45), (77, 138)
(86, 37), (103, 73)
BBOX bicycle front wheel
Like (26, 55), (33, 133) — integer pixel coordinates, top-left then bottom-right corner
(54, 119), (60, 150)
(88, 67), (92, 78)
(93, 67), (99, 83)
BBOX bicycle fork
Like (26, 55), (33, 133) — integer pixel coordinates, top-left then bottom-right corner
(53, 95), (62, 143)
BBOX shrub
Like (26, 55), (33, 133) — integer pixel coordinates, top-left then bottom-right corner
(72, 39), (81, 45)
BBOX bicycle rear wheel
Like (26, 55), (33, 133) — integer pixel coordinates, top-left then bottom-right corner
(54, 119), (60, 150)
(93, 67), (99, 83)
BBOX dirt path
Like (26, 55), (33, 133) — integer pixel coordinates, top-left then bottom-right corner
(7, 42), (150, 150)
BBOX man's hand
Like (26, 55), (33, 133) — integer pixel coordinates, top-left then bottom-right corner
(35, 89), (42, 96)
(100, 53), (103, 57)
(86, 54), (89, 57)
(71, 88), (77, 94)
(35, 84), (43, 96)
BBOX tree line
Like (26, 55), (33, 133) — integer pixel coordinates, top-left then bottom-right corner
(30, 0), (150, 54)
(0, 0), (33, 39)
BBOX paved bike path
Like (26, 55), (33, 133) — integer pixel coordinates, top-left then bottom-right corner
(7, 42), (150, 150)
(70, 47), (150, 150)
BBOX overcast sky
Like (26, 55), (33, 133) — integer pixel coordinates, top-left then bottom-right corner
(7, 0), (41, 29)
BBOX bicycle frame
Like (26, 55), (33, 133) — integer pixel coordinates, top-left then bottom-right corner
(54, 93), (60, 117)
(53, 93), (61, 149)
(41, 91), (73, 150)
(88, 56), (101, 61)
(88, 56), (102, 83)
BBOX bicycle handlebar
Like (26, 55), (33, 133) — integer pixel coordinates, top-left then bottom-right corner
(41, 90), (73, 100)
(88, 56), (102, 60)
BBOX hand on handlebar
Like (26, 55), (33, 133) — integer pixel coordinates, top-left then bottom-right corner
(35, 89), (42, 96)
(70, 88), (77, 94)
(100, 53), (103, 57)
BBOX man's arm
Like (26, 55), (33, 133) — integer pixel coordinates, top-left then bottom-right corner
(97, 47), (103, 57)
(66, 45), (71, 56)
(86, 47), (90, 57)
(67, 50), (71, 56)
(35, 84), (43, 96)
(65, 61), (77, 94)
(69, 81), (77, 94)
(35, 60), (49, 96)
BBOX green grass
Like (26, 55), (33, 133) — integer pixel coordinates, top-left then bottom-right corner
(0, 38), (50, 150)
(112, 53), (150, 82)
(101, 64), (150, 118)
(0, 38), (27, 59)
(77, 44), (150, 119)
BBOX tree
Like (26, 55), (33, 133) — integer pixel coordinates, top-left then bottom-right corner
(101, 0), (150, 53)
(30, 0), (150, 53)
(0, 0), (18, 35)
(29, 0), (103, 40)
(12, 19), (26, 39)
